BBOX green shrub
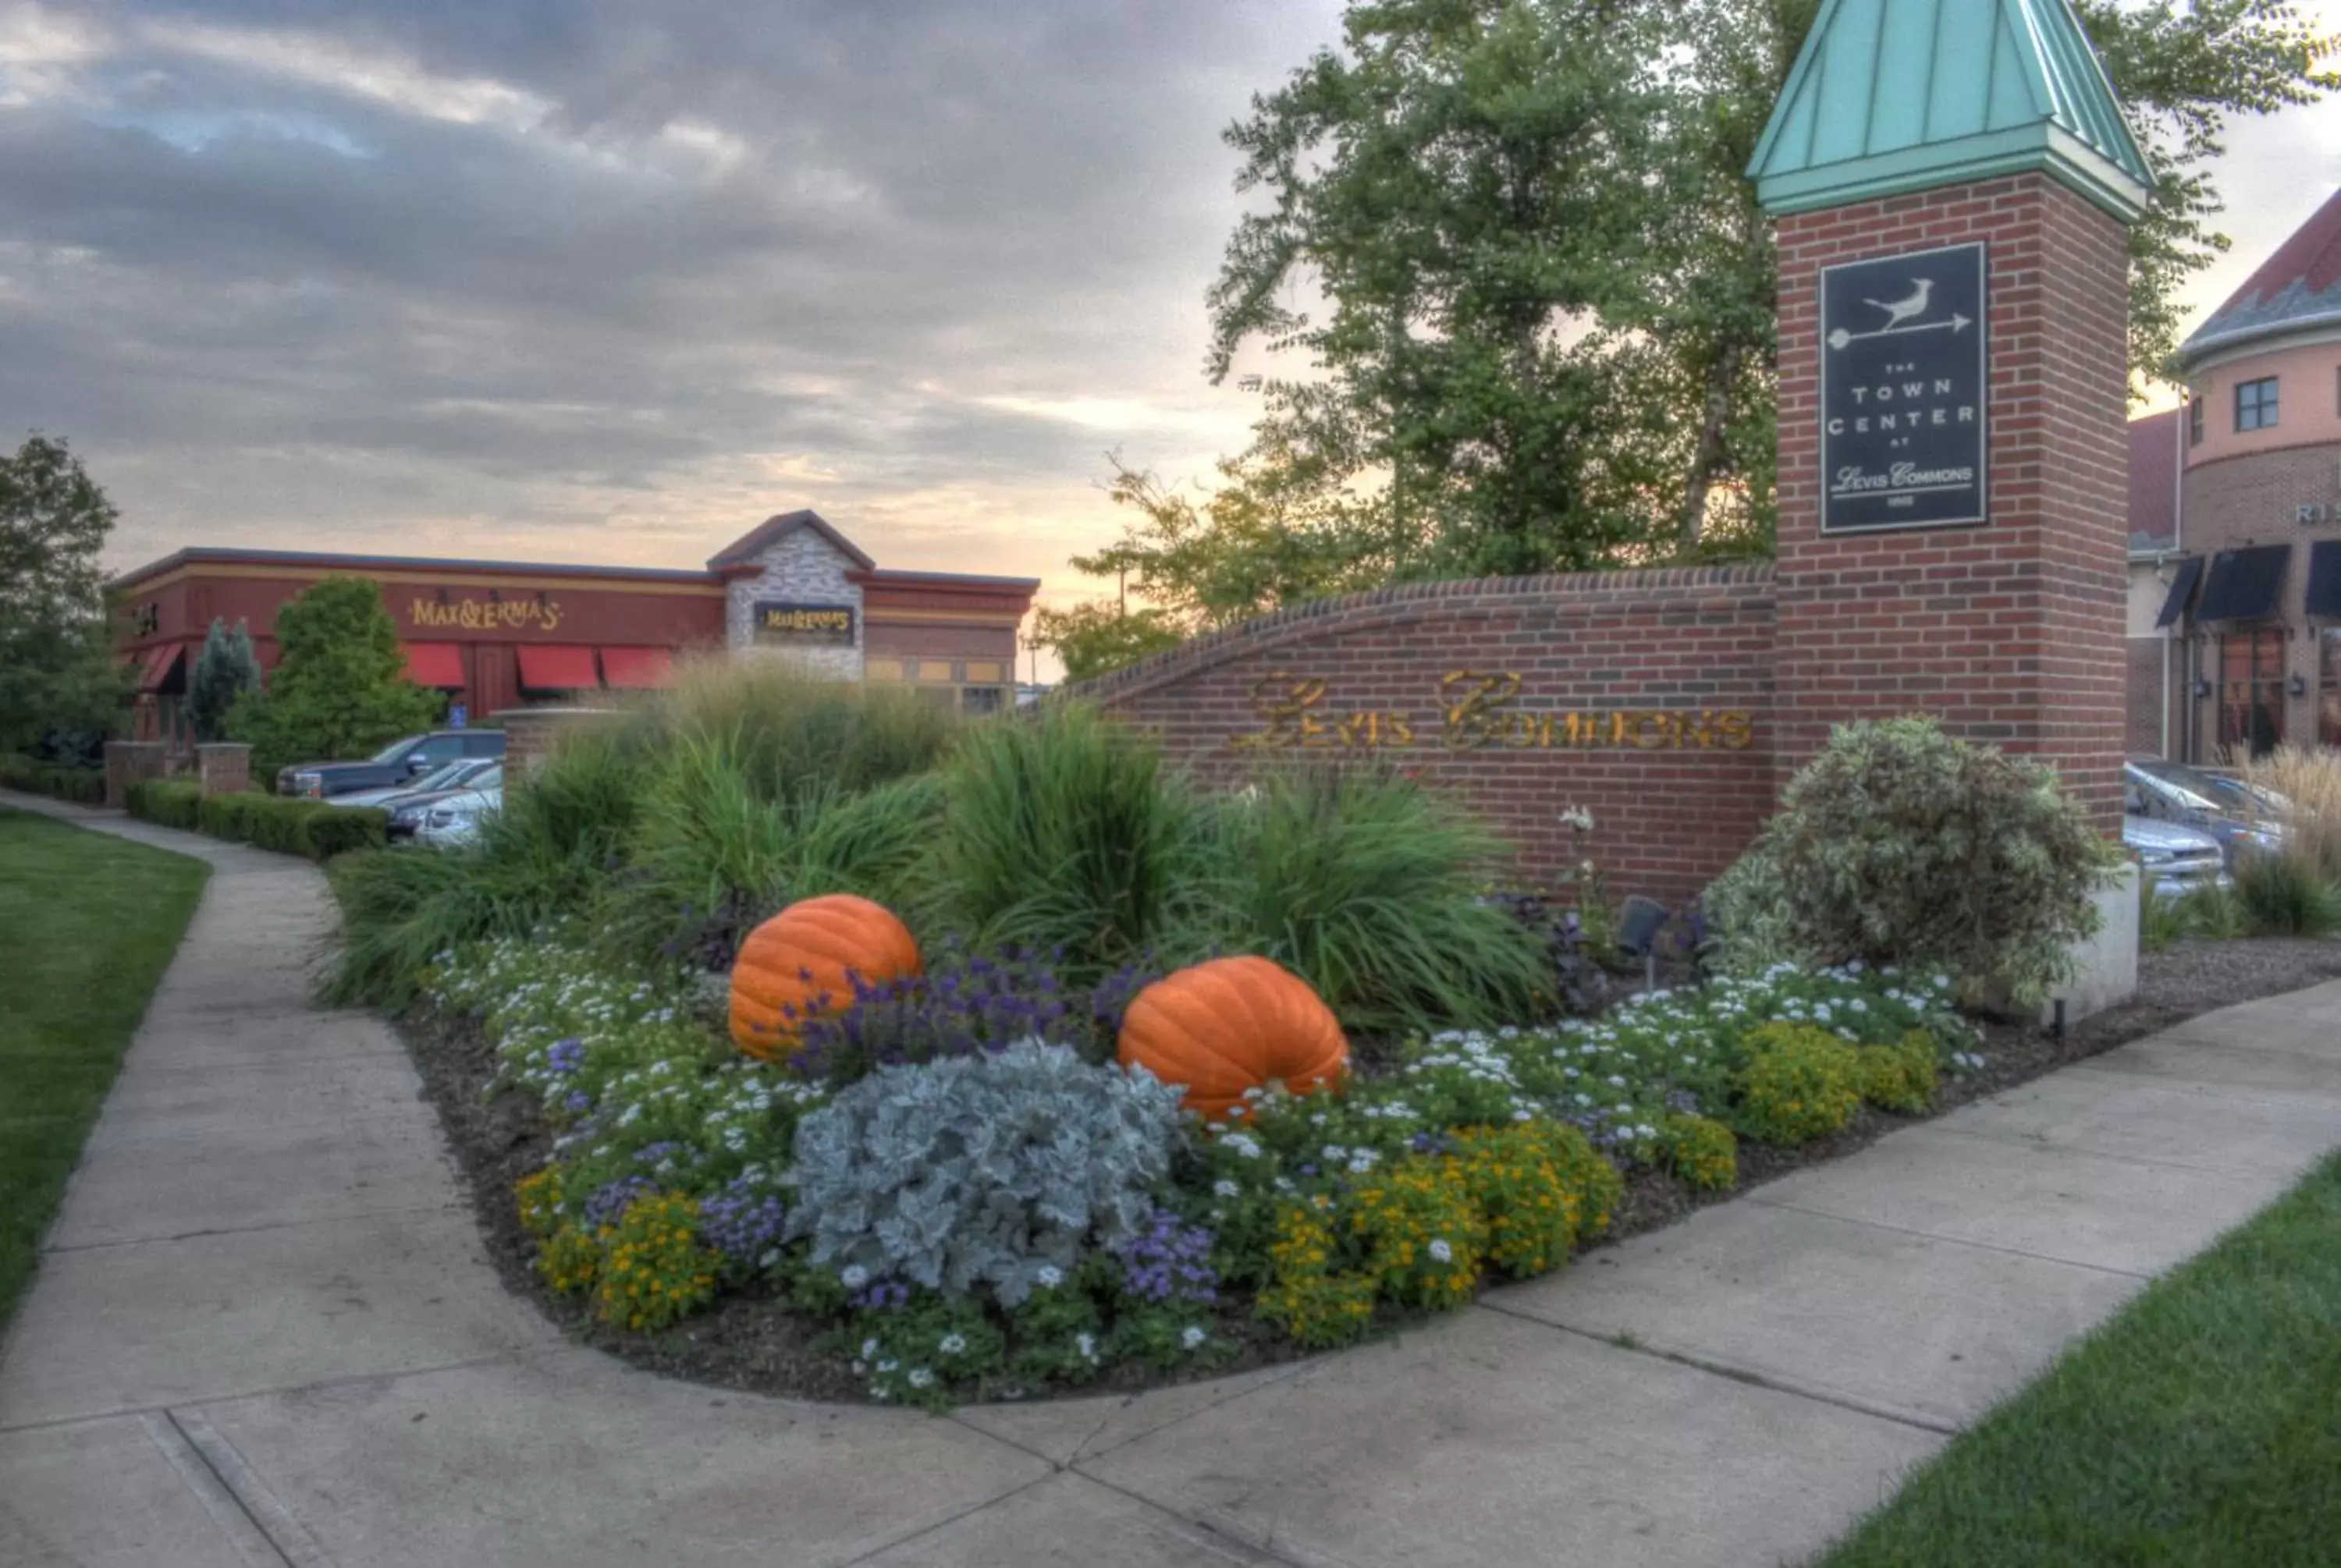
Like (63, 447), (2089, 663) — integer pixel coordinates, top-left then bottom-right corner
(0, 754), (105, 804)
(126, 779), (203, 828)
(1199, 765), (1547, 1035)
(2138, 872), (2189, 953)
(1707, 718), (2120, 1005)
(926, 703), (1219, 983)
(614, 656), (957, 802)
(2231, 850), (2341, 938)
(1854, 1032), (1940, 1115)
(597, 736), (941, 967)
(1733, 1022), (1863, 1145)
(1660, 1113), (1739, 1192)
(2172, 879), (2250, 941)
(299, 805), (388, 860)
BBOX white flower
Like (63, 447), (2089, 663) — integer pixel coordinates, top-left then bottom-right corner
(908, 1368), (935, 1389)
(1321, 1144), (1347, 1162)
(1074, 1332), (1098, 1362)
(1346, 1151), (1378, 1174)
(1036, 1265), (1064, 1289)
(861, 1337), (879, 1359)
(1213, 1178), (1242, 1198)
(840, 1265), (870, 1290)
(1428, 1239), (1454, 1263)
(1181, 1325), (1208, 1351)
(938, 1333), (968, 1355)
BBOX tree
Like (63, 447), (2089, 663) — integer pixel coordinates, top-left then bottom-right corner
(1031, 601), (1189, 683)
(1198, 0), (2334, 575)
(186, 617), (262, 743)
(228, 578), (441, 779)
(0, 434), (129, 761)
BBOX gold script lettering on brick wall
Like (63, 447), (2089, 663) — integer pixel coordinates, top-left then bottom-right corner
(1229, 669), (1753, 752)
(409, 595), (563, 632)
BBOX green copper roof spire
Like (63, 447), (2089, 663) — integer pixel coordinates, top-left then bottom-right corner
(1750, 0), (2151, 222)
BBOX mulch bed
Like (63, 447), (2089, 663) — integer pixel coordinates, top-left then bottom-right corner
(397, 935), (2341, 1408)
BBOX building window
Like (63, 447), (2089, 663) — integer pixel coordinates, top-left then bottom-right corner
(2236, 376), (2279, 432)
(2324, 630), (2341, 750)
(2219, 628), (2287, 758)
(961, 686), (1007, 717)
(2189, 392), (2204, 446)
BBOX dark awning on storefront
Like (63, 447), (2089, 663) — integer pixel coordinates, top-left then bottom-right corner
(2195, 544), (2292, 623)
(135, 644), (185, 694)
(598, 647), (673, 690)
(516, 644), (601, 691)
(2307, 541), (2341, 621)
(2155, 554), (2204, 629)
(399, 642), (467, 689)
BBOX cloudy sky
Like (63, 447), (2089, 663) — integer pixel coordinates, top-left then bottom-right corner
(4, 0), (2339, 647)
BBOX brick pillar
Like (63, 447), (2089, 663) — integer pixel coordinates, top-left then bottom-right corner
(196, 743), (253, 796)
(103, 740), (167, 810)
(489, 708), (623, 773)
(1771, 174), (2132, 834)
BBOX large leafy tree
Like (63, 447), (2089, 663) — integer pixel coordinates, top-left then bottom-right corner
(1057, 0), (2334, 657)
(0, 434), (130, 761)
(229, 578), (441, 779)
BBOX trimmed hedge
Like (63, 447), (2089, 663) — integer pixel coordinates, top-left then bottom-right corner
(0, 754), (105, 806)
(126, 782), (386, 862)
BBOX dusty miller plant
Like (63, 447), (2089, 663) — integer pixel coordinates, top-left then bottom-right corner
(1707, 718), (2122, 1004)
(783, 1039), (1184, 1305)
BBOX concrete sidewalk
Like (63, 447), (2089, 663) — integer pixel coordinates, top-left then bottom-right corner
(5, 793), (2338, 1568)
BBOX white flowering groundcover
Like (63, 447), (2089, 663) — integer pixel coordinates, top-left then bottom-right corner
(425, 936), (1983, 1409)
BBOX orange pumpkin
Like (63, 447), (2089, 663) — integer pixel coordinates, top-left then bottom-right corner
(1117, 956), (1348, 1120)
(729, 894), (922, 1059)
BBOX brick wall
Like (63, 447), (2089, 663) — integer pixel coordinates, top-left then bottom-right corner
(1774, 174), (2131, 833)
(2125, 638), (2167, 757)
(1076, 568), (1778, 906)
(2176, 442), (2339, 755)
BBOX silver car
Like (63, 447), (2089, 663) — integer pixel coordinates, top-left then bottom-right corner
(2125, 812), (2228, 899)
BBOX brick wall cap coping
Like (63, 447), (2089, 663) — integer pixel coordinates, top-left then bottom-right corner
(1066, 562), (1778, 704)
(487, 707), (627, 721)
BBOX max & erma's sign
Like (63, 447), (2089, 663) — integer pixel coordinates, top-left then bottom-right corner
(1820, 241), (1988, 534)
(1231, 671), (1756, 754)
(754, 601), (855, 645)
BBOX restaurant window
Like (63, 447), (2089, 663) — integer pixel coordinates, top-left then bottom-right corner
(961, 686), (1006, 717)
(2236, 376), (2279, 432)
(2189, 392), (2204, 446)
(2219, 628), (2287, 758)
(2323, 630), (2341, 750)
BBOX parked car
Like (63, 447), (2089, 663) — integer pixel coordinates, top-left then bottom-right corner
(2123, 811), (2228, 899)
(2124, 757), (2286, 867)
(277, 729), (504, 799)
(384, 764), (504, 842)
(407, 784), (501, 848)
(334, 757), (500, 810)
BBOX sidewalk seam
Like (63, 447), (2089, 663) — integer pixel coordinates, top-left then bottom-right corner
(139, 1409), (293, 1568)
(0, 1353), (535, 1436)
(1742, 1197), (2155, 1279)
(44, 1201), (463, 1256)
(171, 1409), (341, 1568)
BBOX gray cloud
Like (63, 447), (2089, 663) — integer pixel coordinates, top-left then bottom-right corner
(0, 0), (1341, 580)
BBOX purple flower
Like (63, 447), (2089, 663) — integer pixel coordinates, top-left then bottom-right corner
(698, 1176), (787, 1266)
(850, 1281), (912, 1311)
(545, 1038), (586, 1075)
(584, 1175), (655, 1228)
(563, 1089), (591, 1114)
(1114, 1211), (1219, 1305)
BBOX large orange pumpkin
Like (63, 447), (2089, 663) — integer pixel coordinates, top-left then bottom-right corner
(1117, 956), (1348, 1120)
(729, 894), (922, 1059)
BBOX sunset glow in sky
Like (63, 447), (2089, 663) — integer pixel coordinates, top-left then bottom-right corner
(4, 0), (2338, 663)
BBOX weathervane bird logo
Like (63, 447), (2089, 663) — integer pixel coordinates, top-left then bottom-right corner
(1863, 278), (1934, 331)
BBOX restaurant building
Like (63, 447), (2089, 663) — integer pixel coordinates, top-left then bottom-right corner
(108, 510), (1038, 747)
(2130, 186), (2341, 760)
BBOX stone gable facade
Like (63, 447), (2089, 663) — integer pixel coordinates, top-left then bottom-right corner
(723, 526), (865, 680)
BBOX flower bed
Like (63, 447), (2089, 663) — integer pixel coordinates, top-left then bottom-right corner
(424, 933), (1982, 1409)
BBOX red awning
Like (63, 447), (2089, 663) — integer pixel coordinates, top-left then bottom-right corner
(516, 644), (601, 691)
(136, 644), (185, 694)
(400, 642), (467, 689)
(598, 647), (673, 690)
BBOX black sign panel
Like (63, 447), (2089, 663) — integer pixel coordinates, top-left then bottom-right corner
(754, 601), (856, 646)
(1820, 241), (1988, 534)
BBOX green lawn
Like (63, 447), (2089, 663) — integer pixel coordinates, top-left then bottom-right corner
(0, 809), (208, 1328)
(1817, 1148), (2341, 1567)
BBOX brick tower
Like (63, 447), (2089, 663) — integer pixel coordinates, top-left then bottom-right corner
(1750, 0), (2152, 833)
